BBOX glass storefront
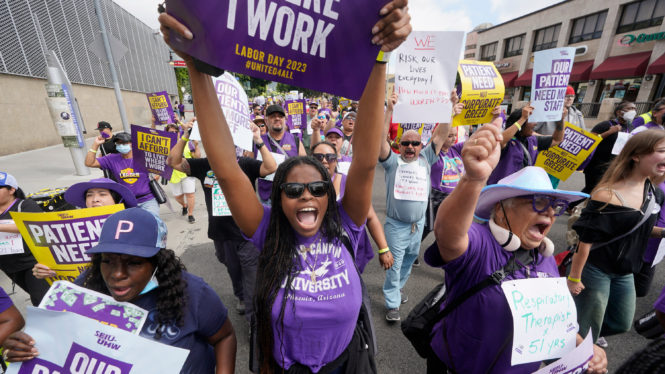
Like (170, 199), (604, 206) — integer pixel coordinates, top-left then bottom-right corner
(596, 78), (642, 102)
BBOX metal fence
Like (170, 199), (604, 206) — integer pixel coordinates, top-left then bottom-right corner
(0, 0), (176, 94)
(574, 103), (602, 118)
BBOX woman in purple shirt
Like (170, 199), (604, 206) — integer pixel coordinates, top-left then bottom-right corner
(158, 2), (411, 372)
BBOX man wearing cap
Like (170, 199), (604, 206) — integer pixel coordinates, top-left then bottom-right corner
(254, 104), (307, 204)
(303, 101), (319, 153)
(95, 122), (117, 182)
(85, 132), (159, 216)
(534, 86), (585, 134)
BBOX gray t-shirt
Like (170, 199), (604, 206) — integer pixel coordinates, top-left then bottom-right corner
(381, 143), (439, 222)
(534, 106), (585, 135)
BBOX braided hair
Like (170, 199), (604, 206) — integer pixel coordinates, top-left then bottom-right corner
(254, 156), (342, 373)
(82, 248), (187, 340)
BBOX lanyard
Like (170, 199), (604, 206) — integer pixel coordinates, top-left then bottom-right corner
(0, 199), (17, 217)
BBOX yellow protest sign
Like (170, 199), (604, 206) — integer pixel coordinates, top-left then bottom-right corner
(10, 204), (124, 285)
(535, 123), (602, 181)
(453, 60), (505, 127)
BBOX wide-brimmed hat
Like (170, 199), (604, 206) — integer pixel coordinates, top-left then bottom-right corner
(253, 115), (265, 124)
(474, 166), (588, 220)
(64, 178), (137, 208)
(88, 208), (167, 257)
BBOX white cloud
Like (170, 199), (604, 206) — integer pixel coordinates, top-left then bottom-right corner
(410, 0), (473, 32)
(490, 0), (563, 23)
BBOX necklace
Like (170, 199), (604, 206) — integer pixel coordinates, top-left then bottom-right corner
(299, 232), (321, 282)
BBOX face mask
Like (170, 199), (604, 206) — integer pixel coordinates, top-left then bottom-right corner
(101, 132), (111, 139)
(139, 267), (159, 295)
(116, 144), (131, 154)
(623, 110), (637, 123)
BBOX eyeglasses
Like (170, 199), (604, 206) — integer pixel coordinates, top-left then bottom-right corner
(280, 181), (329, 199)
(257, 124), (266, 127)
(312, 153), (337, 162)
(527, 195), (569, 216)
(400, 141), (421, 147)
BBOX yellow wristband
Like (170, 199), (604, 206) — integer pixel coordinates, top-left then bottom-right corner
(567, 276), (581, 283)
(181, 137), (189, 142)
(514, 122), (522, 131)
(88, 148), (97, 153)
(378, 247), (390, 254)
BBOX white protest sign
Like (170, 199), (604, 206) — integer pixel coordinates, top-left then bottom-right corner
(611, 132), (632, 155)
(189, 121), (201, 141)
(530, 47), (576, 122)
(6, 307), (188, 374)
(393, 31), (464, 123)
(212, 181), (231, 217)
(501, 277), (578, 365)
(653, 239), (665, 267)
(394, 161), (428, 201)
(0, 220), (24, 255)
(258, 152), (286, 182)
(212, 72), (253, 151)
(532, 330), (594, 374)
(337, 161), (351, 175)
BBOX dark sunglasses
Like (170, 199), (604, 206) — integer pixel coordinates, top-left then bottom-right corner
(312, 153), (337, 162)
(280, 181), (329, 199)
(257, 123), (266, 127)
(527, 195), (569, 216)
(400, 140), (421, 147)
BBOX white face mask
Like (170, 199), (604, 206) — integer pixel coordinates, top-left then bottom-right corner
(623, 110), (637, 123)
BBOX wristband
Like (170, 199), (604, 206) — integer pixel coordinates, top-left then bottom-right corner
(181, 136), (189, 142)
(376, 51), (391, 64)
(256, 142), (265, 149)
(378, 247), (390, 254)
(88, 148), (97, 153)
(567, 276), (581, 283)
(514, 122), (522, 131)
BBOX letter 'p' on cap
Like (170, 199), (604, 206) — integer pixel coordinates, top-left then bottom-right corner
(88, 208), (167, 258)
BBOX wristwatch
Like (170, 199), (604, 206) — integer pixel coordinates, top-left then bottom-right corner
(256, 142), (265, 149)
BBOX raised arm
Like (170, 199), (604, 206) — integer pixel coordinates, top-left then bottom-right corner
(380, 92), (398, 160)
(550, 106), (567, 147)
(309, 117), (326, 150)
(251, 123), (278, 177)
(500, 105), (532, 148)
(84, 136), (105, 168)
(167, 121), (193, 175)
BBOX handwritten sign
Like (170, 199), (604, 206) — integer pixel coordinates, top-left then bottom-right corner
(0, 219), (24, 255)
(393, 31), (463, 123)
(146, 91), (177, 125)
(530, 47), (576, 122)
(10, 205), (124, 285)
(532, 330), (594, 374)
(39, 281), (148, 334)
(535, 123), (602, 181)
(453, 60), (505, 127)
(212, 72), (254, 151)
(286, 99), (307, 137)
(6, 308), (188, 374)
(212, 181), (231, 217)
(132, 125), (178, 179)
(501, 277), (578, 365)
(394, 161), (428, 201)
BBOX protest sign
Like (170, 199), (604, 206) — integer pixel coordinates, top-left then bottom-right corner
(394, 161), (428, 201)
(501, 277), (578, 365)
(39, 281), (148, 334)
(535, 123), (602, 181)
(164, 0), (385, 99)
(453, 60), (505, 127)
(612, 132), (631, 155)
(532, 331), (594, 374)
(7, 307), (188, 374)
(131, 125), (178, 180)
(146, 91), (177, 125)
(212, 181), (232, 216)
(393, 31), (463, 123)
(530, 47), (576, 122)
(189, 121), (202, 141)
(212, 72), (254, 151)
(286, 99), (307, 136)
(10, 205), (124, 285)
(0, 219), (24, 255)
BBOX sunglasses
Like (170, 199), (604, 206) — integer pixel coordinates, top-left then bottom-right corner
(400, 141), (421, 147)
(280, 181), (329, 199)
(527, 195), (569, 216)
(257, 123), (266, 127)
(312, 153), (337, 162)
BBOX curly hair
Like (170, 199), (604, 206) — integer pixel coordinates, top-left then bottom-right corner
(82, 248), (187, 340)
(255, 156), (342, 373)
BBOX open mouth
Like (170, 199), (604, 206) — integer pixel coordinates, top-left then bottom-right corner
(109, 286), (132, 298)
(296, 207), (319, 227)
(404, 150), (416, 157)
(657, 162), (665, 172)
(528, 222), (550, 240)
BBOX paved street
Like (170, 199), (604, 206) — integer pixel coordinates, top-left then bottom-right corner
(1, 141), (662, 373)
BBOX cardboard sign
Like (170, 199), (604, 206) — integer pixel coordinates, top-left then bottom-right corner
(530, 47), (576, 122)
(286, 99), (307, 136)
(10, 205), (124, 285)
(534, 123), (602, 181)
(393, 31), (464, 123)
(164, 0), (385, 99)
(394, 161), (428, 201)
(612, 132), (631, 155)
(0, 220), (24, 255)
(211, 181), (232, 217)
(532, 331), (594, 374)
(453, 60), (505, 127)
(131, 125), (179, 179)
(212, 72), (254, 151)
(146, 91), (177, 125)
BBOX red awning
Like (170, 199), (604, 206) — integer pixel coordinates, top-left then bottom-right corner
(589, 51), (651, 80)
(569, 60), (594, 82)
(647, 52), (665, 74)
(501, 71), (519, 87)
(514, 69), (533, 87)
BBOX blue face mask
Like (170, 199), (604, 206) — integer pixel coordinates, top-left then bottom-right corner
(140, 268), (159, 295)
(116, 144), (131, 154)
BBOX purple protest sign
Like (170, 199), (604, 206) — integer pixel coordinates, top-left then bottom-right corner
(285, 99), (307, 138)
(530, 47), (576, 122)
(131, 125), (178, 179)
(147, 91), (177, 125)
(164, 0), (385, 99)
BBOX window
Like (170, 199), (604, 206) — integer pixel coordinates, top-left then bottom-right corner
(480, 42), (497, 61)
(464, 53), (476, 59)
(569, 11), (607, 43)
(504, 34), (525, 57)
(465, 44), (477, 50)
(533, 24), (561, 51)
(617, 0), (665, 33)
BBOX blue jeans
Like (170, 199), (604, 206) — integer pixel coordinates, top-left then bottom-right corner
(574, 263), (636, 343)
(138, 198), (160, 217)
(383, 216), (425, 309)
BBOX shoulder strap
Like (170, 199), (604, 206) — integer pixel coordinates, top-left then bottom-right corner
(18, 200), (24, 212)
(266, 134), (288, 156)
(517, 140), (533, 165)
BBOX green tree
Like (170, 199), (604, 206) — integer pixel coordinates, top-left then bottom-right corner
(174, 68), (191, 103)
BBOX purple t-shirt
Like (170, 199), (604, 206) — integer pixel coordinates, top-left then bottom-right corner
(644, 181), (665, 263)
(248, 204), (364, 372)
(97, 153), (154, 203)
(430, 142), (464, 193)
(425, 223), (559, 374)
(0, 287), (13, 314)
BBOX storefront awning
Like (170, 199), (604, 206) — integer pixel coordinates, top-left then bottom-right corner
(589, 52), (651, 80)
(514, 69), (533, 87)
(569, 60), (594, 82)
(647, 52), (665, 74)
(501, 71), (519, 87)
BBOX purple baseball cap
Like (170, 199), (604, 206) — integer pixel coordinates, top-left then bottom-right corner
(325, 127), (344, 138)
(88, 208), (167, 257)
